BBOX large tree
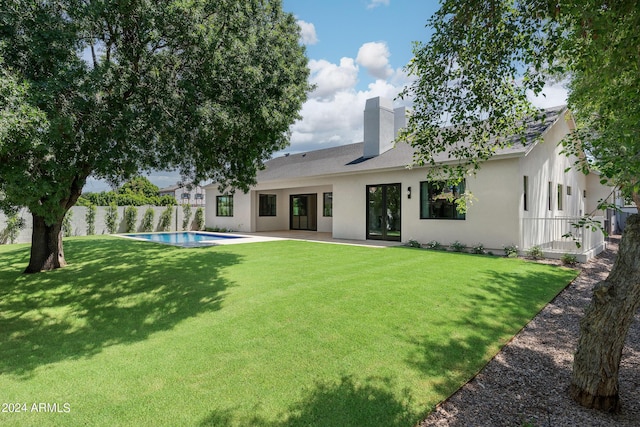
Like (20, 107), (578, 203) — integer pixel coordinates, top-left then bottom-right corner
(0, 0), (309, 273)
(401, 0), (639, 413)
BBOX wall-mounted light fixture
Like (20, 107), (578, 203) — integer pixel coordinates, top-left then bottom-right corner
(407, 186), (412, 199)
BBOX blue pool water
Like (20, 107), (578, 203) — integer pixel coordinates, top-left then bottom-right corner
(124, 232), (241, 247)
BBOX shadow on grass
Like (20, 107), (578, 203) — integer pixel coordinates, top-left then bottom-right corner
(0, 237), (241, 378)
(404, 263), (578, 402)
(199, 375), (418, 427)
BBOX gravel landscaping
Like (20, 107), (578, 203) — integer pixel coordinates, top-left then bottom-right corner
(420, 236), (640, 427)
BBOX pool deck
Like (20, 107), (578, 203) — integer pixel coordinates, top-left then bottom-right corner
(119, 230), (403, 248)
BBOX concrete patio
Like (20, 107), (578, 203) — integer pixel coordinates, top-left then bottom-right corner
(241, 230), (403, 248)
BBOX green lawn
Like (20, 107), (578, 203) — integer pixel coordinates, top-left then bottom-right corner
(0, 237), (577, 426)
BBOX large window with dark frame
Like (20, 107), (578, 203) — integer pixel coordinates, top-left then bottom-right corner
(259, 194), (277, 216)
(557, 184), (563, 211)
(523, 176), (529, 211)
(323, 192), (333, 217)
(420, 181), (466, 219)
(216, 195), (234, 217)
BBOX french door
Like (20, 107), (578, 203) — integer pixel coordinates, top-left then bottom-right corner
(290, 194), (317, 231)
(366, 184), (401, 241)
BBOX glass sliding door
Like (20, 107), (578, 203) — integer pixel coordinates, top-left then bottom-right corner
(290, 194), (317, 231)
(366, 184), (401, 241)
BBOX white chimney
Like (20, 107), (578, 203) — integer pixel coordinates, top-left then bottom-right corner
(394, 106), (407, 137)
(363, 97), (395, 158)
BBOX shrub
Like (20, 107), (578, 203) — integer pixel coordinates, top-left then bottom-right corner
(105, 203), (119, 234)
(78, 190), (177, 207)
(141, 208), (155, 232)
(63, 210), (73, 237)
(471, 243), (486, 254)
(194, 207), (205, 231)
(159, 206), (173, 231)
(449, 241), (467, 252)
(206, 226), (231, 232)
(86, 205), (96, 235)
(503, 244), (518, 258)
(407, 239), (421, 248)
(425, 240), (443, 250)
(124, 206), (138, 233)
(182, 204), (192, 231)
(561, 253), (578, 266)
(526, 245), (544, 260)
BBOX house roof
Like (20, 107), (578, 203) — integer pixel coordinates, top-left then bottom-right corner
(158, 185), (181, 193)
(257, 105), (568, 183)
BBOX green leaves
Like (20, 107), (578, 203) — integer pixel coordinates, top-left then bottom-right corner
(0, 0), (309, 228)
(400, 0), (547, 184)
(403, 0), (640, 209)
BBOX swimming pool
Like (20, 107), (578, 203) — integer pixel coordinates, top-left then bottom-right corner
(122, 232), (243, 248)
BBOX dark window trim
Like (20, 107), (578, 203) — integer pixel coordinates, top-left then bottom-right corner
(419, 180), (466, 220)
(323, 192), (333, 217)
(259, 194), (277, 216)
(557, 184), (563, 211)
(523, 176), (529, 211)
(216, 195), (234, 217)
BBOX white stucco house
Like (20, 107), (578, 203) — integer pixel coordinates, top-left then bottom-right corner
(159, 183), (206, 207)
(205, 97), (613, 261)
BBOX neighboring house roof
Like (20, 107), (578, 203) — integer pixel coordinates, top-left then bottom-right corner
(257, 105), (568, 183)
(158, 185), (181, 193)
(159, 184), (204, 193)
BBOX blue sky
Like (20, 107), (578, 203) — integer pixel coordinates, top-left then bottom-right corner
(281, 0), (567, 155)
(278, 0), (439, 154)
(284, 0), (438, 92)
(84, 0), (568, 192)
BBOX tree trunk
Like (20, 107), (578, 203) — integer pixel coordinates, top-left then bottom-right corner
(24, 214), (67, 274)
(570, 214), (640, 412)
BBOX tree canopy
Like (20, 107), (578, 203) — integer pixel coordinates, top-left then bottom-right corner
(401, 0), (640, 208)
(119, 176), (160, 199)
(77, 176), (176, 206)
(0, 0), (309, 271)
(401, 0), (640, 413)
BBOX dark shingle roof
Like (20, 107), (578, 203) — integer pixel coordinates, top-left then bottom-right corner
(257, 106), (567, 183)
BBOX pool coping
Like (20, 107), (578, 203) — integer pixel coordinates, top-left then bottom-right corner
(118, 231), (285, 247)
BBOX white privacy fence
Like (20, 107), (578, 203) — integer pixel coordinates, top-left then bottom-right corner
(0, 205), (204, 245)
(521, 216), (606, 260)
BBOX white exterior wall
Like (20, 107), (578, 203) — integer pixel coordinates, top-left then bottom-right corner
(518, 112), (612, 221)
(254, 189), (288, 231)
(516, 114), (614, 258)
(332, 162), (521, 250)
(202, 110), (614, 255)
(519, 114), (588, 220)
(586, 173), (615, 215)
(205, 189), (253, 231)
(205, 183), (333, 233)
(205, 162), (526, 250)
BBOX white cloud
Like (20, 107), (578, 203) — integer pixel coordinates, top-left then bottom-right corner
(296, 20), (318, 45)
(356, 42), (394, 80)
(285, 78), (410, 154)
(308, 58), (359, 99)
(366, 0), (390, 10)
(274, 41), (413, 155)
(528, 79), (569, 109)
